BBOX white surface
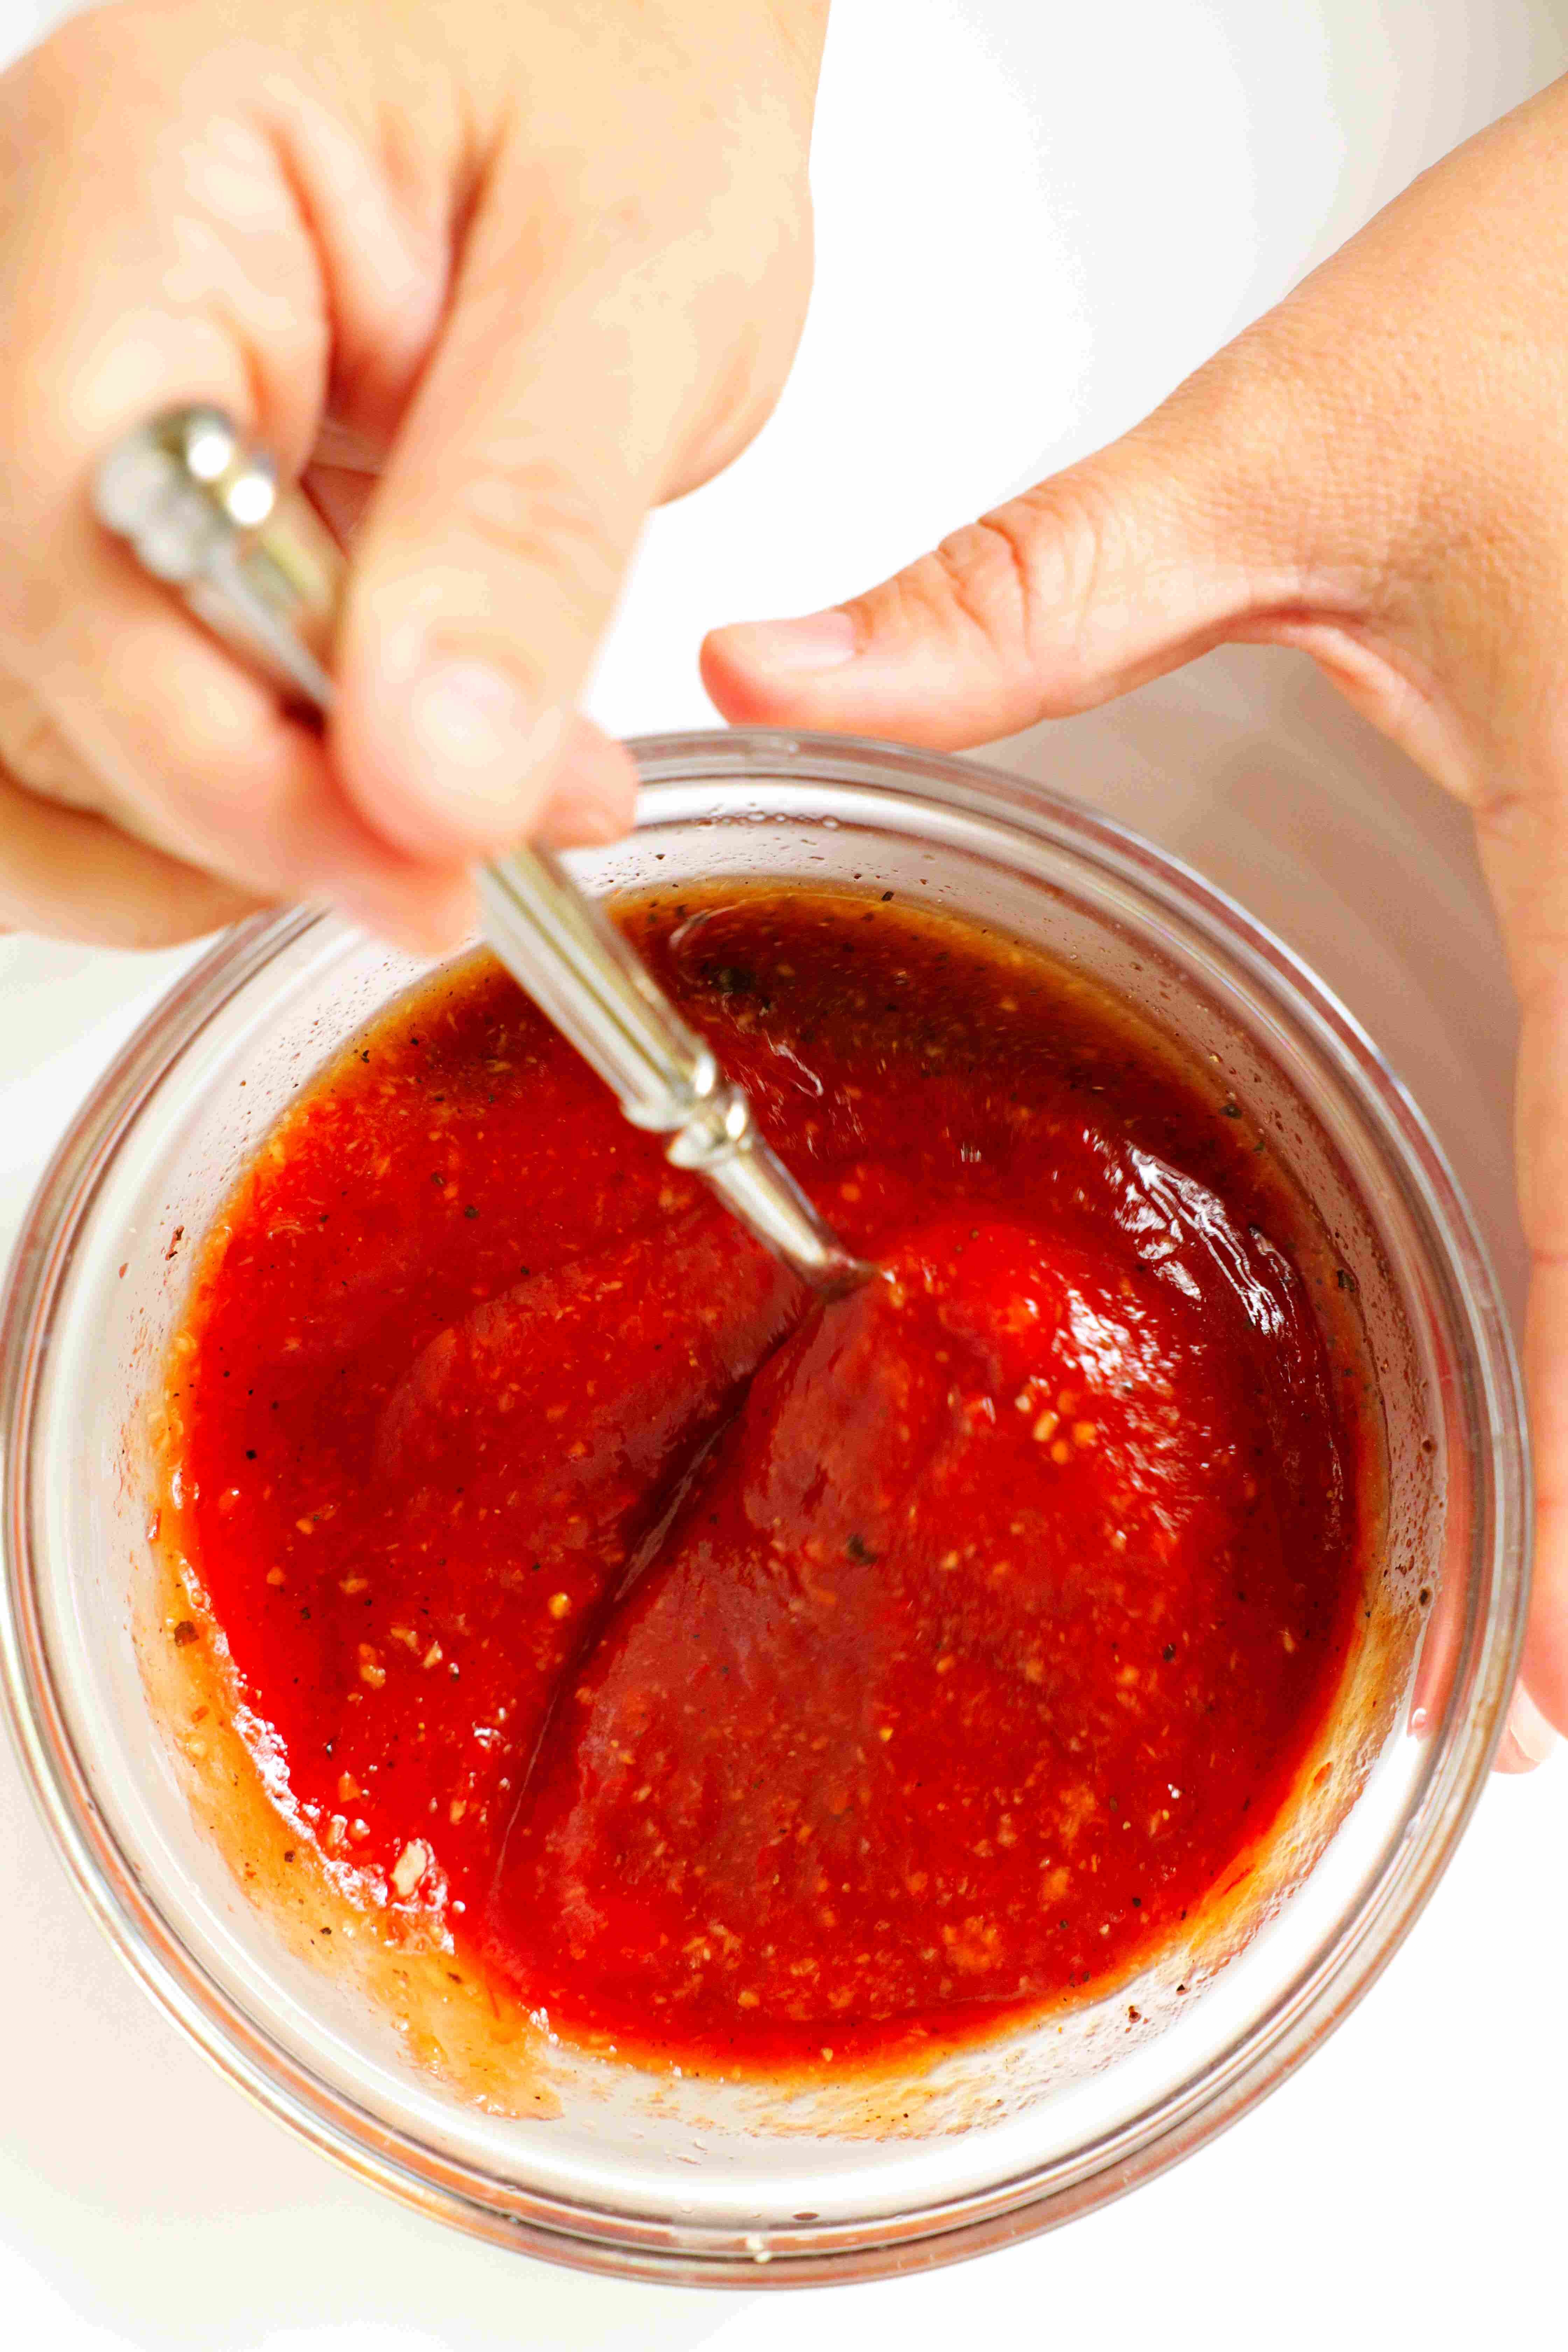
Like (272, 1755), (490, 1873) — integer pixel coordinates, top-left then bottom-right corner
(2, 1), (1565, 2346)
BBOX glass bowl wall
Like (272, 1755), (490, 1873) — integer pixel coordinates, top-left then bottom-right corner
(0, 732), (1526, 2282)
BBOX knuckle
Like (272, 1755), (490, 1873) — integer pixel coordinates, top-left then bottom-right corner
(907, 472), (1121, 696)
(667, 305), (800, 497)
(451, 442), (628, 633)
(1010, 472), (1127, 630)
(908, 524), (1030, 672)
(0, 675), (100, 807)
(14, 2), (142, 131)
(12, 15), (99, 118)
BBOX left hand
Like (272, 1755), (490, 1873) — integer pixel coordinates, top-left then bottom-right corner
(0, 0), (826, 950)
(703, 74), (1568, 1771)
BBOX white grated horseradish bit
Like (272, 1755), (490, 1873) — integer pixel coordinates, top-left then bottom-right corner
(391, 1839), (430, 1898)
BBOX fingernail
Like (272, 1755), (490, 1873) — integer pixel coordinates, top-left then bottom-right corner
(1504, 1684), (1558, 1768)
(403, 660), (561, 826)
(536, 770), (631, 849)
(719, 610), (859, 675)
(336, 871), (478, 960)
(535, 722), (640, 850)
(551, 789), (631, 848)
(536, 771), (635, 847)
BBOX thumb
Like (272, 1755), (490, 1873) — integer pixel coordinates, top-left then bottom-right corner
(702, 369), (1326, 749)
(331, 195), (671, 864)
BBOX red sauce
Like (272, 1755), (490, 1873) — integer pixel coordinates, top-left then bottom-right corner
(168, 888), (1368, 2069)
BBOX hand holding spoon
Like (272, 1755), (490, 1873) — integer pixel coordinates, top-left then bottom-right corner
(93, 406), (873, 1295)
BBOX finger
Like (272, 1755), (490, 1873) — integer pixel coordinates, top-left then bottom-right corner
(2, 639), (466, 954)
(0, 764), (263, 948)
(702, 62), (1568, 761)
(704, 124), (1516, 759)
(0, 24), (463, 946)
(2, 611), (467, 951)
(333, 164), (688, 865)
(26, 588), (476, 953)
(699, 376), (1323, 749)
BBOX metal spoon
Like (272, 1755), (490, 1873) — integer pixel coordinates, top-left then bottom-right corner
(93, 405), (872, 1293)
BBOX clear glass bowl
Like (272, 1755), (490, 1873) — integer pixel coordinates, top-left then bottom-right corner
(0, 730), (1527, 2283)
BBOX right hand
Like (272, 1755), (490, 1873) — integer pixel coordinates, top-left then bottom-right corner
(0, 0), (826, 949)
(703, 75), (1568, 1769)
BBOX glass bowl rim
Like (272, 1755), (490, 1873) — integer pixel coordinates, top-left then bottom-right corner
(0, 726), (1530, 2284)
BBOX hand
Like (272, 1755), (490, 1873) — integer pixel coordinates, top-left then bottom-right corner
(0, 0), (825, 948)
(704, 75), (1568, 1770)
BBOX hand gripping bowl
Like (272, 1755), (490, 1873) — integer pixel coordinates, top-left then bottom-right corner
(0, 731), (1528, 2284)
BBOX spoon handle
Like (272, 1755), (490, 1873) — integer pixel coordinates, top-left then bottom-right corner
(94, 405), (870, 1292)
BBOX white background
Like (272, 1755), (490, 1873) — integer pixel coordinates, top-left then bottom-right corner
(2, 2), (1566, 2346)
